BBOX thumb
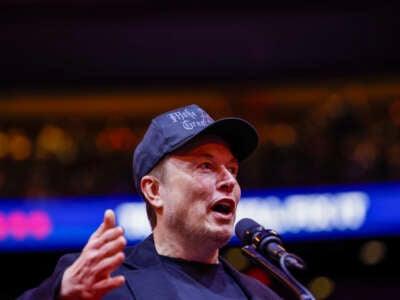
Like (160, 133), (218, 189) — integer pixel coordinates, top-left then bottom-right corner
(103, 209), (116, 229)
(87, 209), (117, 242)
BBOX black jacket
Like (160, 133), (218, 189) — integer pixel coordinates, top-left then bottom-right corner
(18, 235), (282, 300)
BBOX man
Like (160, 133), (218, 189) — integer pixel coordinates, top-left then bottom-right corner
(18, 104), (282, 300)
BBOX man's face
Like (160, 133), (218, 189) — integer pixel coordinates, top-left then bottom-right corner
(158, 135), (241, 247)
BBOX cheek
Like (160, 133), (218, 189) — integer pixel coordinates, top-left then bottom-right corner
(178, 178), (216, 210)
(194, 177), (217, 196)
(235, 184), (241, 198)
(183, 181), (213, 203)
(162, 171), (218, 205)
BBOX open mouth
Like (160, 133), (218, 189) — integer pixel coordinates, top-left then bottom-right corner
(211, 200), (235, 215)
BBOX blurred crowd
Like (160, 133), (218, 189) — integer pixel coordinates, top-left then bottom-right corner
(1, 82), (400, 199)
(240, 95), (400, 190)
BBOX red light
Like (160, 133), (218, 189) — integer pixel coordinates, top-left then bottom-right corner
(244, 265), (272, 286)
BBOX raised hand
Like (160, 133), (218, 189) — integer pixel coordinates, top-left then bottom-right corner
(59, 209), (127, 300)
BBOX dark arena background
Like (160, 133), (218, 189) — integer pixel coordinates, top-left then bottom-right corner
(1, 1), (400, 299)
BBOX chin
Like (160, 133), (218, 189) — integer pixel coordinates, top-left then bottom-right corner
(210, 227), (233, 246)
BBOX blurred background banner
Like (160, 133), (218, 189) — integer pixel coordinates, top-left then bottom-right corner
(1, 182), (399, 251)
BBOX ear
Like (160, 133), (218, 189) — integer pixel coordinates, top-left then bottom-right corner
(141, 175), (163, 209)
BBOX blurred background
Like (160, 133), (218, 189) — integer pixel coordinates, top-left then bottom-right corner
(1, 1), (400, 299)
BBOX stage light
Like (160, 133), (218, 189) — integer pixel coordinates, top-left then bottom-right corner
(359, 240), (386, 266)
(308, 276), (335, 300)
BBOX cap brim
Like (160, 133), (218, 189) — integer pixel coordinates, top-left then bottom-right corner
(182, 117), (259, 161)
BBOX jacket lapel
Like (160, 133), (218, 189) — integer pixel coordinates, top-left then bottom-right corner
(122, 235), (179, 300)
(220, 256), (256, 300)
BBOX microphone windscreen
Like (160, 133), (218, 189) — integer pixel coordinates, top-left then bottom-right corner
(235, 218), (259, 243)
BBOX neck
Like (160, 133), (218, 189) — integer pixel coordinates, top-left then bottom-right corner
(152, 227), (220, 264)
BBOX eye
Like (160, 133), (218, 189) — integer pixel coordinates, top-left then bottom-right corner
(200, 162), (213, 169)
(226, 164), (239, 176)
(228, 167), (238, 176)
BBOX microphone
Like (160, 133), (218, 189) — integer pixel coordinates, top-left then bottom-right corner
(235, 218), (305, 270)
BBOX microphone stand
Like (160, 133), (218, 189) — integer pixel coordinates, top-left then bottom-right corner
(241, 244), (315, 300)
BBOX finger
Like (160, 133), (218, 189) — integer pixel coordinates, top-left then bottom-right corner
(103, 209), (116, 229)
(90, 209), (117, 240)
(97, 235), (126, 258)
(92, 251), (126, 280)
(89, 226), (125, 250)
(92, 275), (125, 298)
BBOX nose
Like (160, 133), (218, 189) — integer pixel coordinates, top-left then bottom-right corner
(217, 166), (237, 193)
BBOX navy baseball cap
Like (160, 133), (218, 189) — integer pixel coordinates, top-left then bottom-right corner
(132, 104), (258, 194)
